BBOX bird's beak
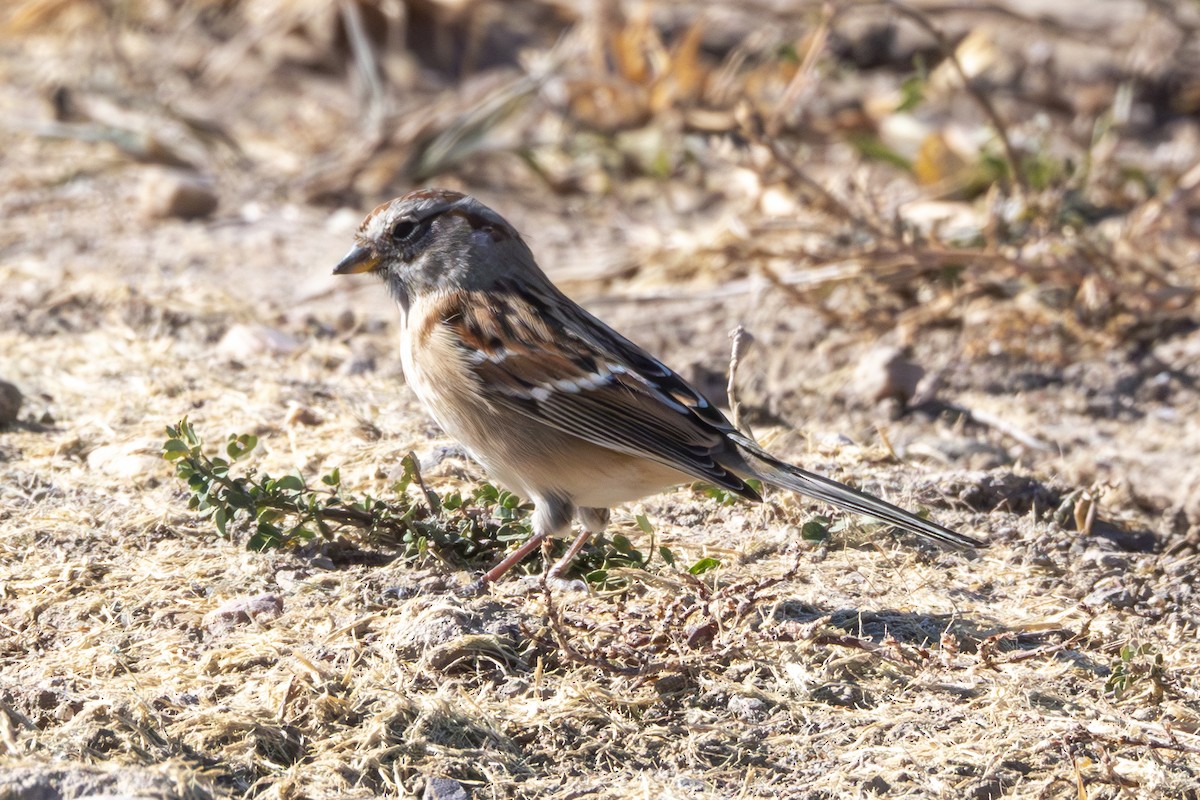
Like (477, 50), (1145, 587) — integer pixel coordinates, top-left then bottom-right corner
(332, 245), (381, 275)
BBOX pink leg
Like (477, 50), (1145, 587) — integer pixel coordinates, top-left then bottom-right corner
(479, 532), (548, 585)
(546, 507), (609, 581)
(475, 496), (575, 587)
(547, 531), (592, 579)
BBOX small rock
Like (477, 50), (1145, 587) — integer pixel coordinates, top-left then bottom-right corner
(0, 379), (23, 425)
(0, 764), (186, 800)
(423, 776), (469, 800)
(813, 431), (856, 449)
(284, 403), (322, 427)
(851, 346), (925, 406)
(864, 775), (892, 795)
(218, 323), (300, 359)
(1082, 584), (1138, 610)
(340, 356), (376, 375)
(138, 167), (218, 219)
(650, 672), (689, 696)
(1079, 549), (1129, 573)
(388, 602), (475, 660)
(727, 694), (767, 721)
(685, 620), (717, 649)
(759, 185), (798, 217)
(334, 308), (358, 332)
(811, 682), (870, 707)
(204, 594), (284, 634)
(898, 198), (984, 242)
(906, 436), (1012, 469)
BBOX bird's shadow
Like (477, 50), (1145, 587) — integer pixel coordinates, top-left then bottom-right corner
(767, 597), (1107, 676)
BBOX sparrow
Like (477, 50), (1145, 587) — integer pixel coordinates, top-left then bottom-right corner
(333, 189), (983, 586)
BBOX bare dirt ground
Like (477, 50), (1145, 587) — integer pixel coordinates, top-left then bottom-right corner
(2, 1), (1199, 798)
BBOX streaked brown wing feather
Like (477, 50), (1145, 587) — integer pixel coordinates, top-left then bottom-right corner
(442, 281), (759, 500)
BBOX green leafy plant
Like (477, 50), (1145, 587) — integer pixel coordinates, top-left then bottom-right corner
(162, 417), (530, 563)
(1106, 642), (1166, 702)
(162, 418), (722, 584)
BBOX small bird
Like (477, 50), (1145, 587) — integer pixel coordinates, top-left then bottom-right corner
(334, 189), (983, 586)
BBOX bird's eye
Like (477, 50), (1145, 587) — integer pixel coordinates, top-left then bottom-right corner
(391, 219), (420, 242)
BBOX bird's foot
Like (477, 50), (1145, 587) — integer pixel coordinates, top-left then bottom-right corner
(519, 573), (589, 594)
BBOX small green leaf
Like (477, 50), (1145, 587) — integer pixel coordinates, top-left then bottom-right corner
(396, 454), (419, 492)
(292, 525), (315, 542)
(162, 439), (190, 460)
(688, 557), (721, 575)
(897, 74), (926, 113)
(276, 474), (305, 492)
(801, 517), (830, 542)
(635, 514), (654, 536)
(611, 534), (638, 556)
(658, 545), (675, 566)
(181, 420), (199, 446)
(225, 491), (254, 511)
(250, 521), (285, 550)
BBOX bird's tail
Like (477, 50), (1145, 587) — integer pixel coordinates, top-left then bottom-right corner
(740, 445), (985, 549)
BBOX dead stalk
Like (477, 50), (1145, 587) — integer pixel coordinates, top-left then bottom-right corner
(726, 324), (756, 440)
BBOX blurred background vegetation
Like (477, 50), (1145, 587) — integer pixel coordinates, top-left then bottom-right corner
(4, 0), (1197, 337)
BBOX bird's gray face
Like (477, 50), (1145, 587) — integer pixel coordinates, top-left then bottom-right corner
(332, 189), (524, 312)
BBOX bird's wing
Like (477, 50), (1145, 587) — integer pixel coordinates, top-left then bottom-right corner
(438, 281), (762, 500)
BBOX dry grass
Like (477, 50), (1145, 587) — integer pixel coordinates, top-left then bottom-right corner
(2, 1), (1200, 798)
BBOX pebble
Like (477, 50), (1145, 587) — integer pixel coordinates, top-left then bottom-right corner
(0, 379), (22, 426)
(203, 594), (284, 633)
(217, 323), (300, 359)
(423, 776), (468, 800)
(727, 694), (767, 721)
(138, 167), (218, 219)
(851, 345), (926, 405)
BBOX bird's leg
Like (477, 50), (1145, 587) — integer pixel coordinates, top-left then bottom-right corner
(478, 532), (548, 585)
(547, 507), (610, 581)
(547, 532), (591, 580)
(540, 535), (555, 581)
(475, 494), (573, 587)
